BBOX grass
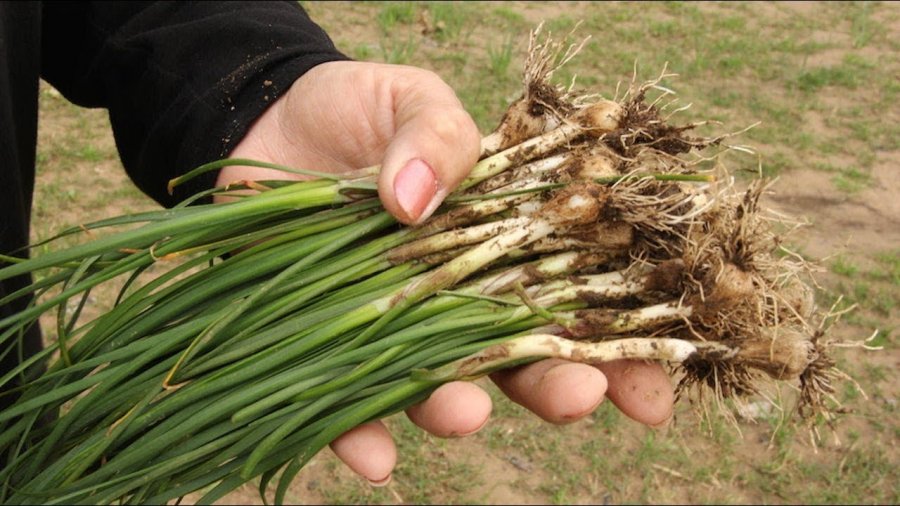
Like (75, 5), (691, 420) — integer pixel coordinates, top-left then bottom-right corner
(794, 55), (872, 93)
(874, 250), (900, 284)
(376, 2), (416, 34)
(486, 34), (516, 79)
(818, 163), (873, 193)
(424, 2), (474, 43)
(30, 1), (899, 504)
(850, 1), (877, 48)
(380, 35), (418, 65)
(829, 248), (900, 320)
(831, 254), (860, 277)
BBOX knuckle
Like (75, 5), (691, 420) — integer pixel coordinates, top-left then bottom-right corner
(436, 108), (479, 151)
(407, 66), (443, 85)
(430, 109), (464, 144)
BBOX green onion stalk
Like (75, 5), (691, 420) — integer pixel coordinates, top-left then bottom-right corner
(0, 31), (843, 506)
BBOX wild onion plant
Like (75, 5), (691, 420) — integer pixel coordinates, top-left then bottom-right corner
(0, 27), (860, 505)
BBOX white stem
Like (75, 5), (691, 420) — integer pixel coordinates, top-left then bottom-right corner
(466, 251), (607, 296)
(513, 334), (697, 362)
(611, 302), (693, 333)
(479, 116), (563, 159)
(479, 131), (505, 158)
(407, 182), (606, 297)
(523, 223), (634, 253)
(463, 122), (583, 189)
(420, 193), (531, 235)
(397, 218), (557, 301)
(510, 272), (634, 302)
(388, 216), (532, 262)
(550, 302), (692, 338)
(421, 334), (698, 381)
(476, 153), (571, 193)
(531, 275), (646, 308)
(514, 200), (543, 216)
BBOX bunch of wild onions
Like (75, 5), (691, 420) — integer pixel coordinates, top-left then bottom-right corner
(0, 28), (851, 505)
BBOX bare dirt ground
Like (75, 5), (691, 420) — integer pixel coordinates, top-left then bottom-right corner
(770, 166), (899, 269)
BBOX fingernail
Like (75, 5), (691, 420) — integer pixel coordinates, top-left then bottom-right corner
(560, 395), (605, 423)
(449, 416), (490, 438)
(394, 158), (437, 223)
(367, 473), (392, 487)
(650, 412), (674, 430)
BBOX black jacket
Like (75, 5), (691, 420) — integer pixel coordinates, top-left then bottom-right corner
(0, 1), (347, 401)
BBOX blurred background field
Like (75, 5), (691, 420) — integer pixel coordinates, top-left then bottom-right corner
(33, 1), (897, 504)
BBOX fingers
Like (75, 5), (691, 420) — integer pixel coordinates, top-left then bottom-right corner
(490, 359), (609, 424)
(405, 381), (492, 437)
(377, 69), (481, 225)
(490, 358), (674, 428)
(596, 359), (675, 427)
(329, 420), (396, 486)
(328, 362), (672, 488)
(330, 383), (491, 487)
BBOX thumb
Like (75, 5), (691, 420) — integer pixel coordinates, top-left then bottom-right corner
(377, 72), (480, 225)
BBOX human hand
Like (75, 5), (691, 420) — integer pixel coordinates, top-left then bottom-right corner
(221, 60), (675, 485)
(221, 60), (480, 225)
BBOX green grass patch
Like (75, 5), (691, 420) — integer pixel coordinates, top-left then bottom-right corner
(794, 54), (876, 93)
(797, 444), (898, 504)
(873, 250), (900, 285)
(379, 35), (419, 65)
(850, 1), (878, 48)
(424, 1), (474, 43)
(831, 255), (860, 277)
(376, 2), (416, 33)
(831, 167), (873, 193)
(491, 5), (525, 25)
(486, 35), (516, 79)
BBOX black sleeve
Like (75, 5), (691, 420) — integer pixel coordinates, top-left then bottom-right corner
(40, 1), (349, 206)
